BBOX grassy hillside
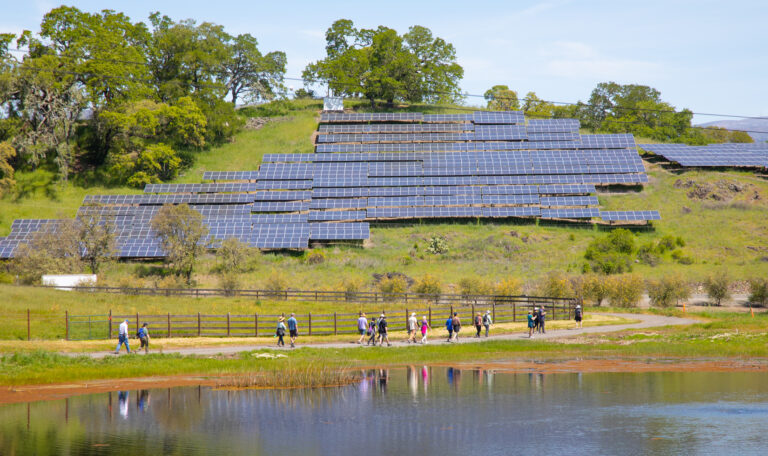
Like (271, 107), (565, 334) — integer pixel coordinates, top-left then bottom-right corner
(2, 100), (767, 289)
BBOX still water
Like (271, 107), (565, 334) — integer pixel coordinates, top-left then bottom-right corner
(2, 368), (768, 455)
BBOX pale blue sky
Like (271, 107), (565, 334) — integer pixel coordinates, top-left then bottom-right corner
(1, 0), (766, 122)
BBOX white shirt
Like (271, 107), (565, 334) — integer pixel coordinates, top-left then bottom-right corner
(119, 321), (129, 336)
(408, 316), (417, 330)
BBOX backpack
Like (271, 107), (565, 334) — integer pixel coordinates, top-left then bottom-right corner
(475, 315), (482, 326)
(483, 314), (489, 325)
(378, 319), (387, 332)
(136, 328), (144, 339)
(446, 318), (453, 330)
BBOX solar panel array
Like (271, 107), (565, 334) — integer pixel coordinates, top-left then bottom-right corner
(0, 113), (660, 259)
(641, 143), (768, 168)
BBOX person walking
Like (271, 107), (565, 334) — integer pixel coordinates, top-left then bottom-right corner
(483, 310), (493, 337)
(574, 304), (583, 329)
(445, 313), (454, 342)
(539, 306), (547, 334)
(378, 314), (391, 346)
(114, 319), (131, 354)
(367, 315), (378, 346)
(420, 316), (431, 344)
(527, 310), (536, 338)
(451, 312), (461, 342)
(533, 307), (540, 333)
(137, 323), (150, 354)
(276, 317), (286, 347)
(407, 312), (418, 343)
(287, 313), (298, 348)
(357, 312), (368, 344)
(474, 312), (483, 338)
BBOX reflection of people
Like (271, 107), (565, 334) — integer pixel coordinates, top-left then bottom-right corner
(115, 320), (131, 354)
(447, 367), (454, 385)
(118, 391), (129, 419)
(378, 369), (388, 393)
(138, 390), (150, 412)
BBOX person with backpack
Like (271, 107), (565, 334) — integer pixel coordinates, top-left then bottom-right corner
(527, 310), (536, 338)
(367, 316), (378, 346)
(137, 323), (150, 354)
(420, 316), (431, 344)
(483, 310), (493, 337)
(276, 316), (286, 347)
(407, 312), (418, 343)
(377, 314), (391, 347)
(474, 312), (483, 338)
(538, 306), (547, 334)
(451, 312), (461, 342)
(574, 304), (583, 329)
(445, 314), (454, 342)
(533, 307), (540, 333)
(357, 312), (368, 344)
(114, 319), (131, 355)
(287, 313), (298, 348)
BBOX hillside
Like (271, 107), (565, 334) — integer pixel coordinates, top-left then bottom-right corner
(1, 100), (767, 289)
(698, 118), (768, 144)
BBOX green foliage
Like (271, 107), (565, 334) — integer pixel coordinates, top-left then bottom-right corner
(337, 277), (365, 299)
(218, 272), (241, 296)
(263, 269), (289, 294)
(10, 221), (83, 284)
(522, 92), (556, 118)
(584, 229), (636, 274)
(75, 212), (118, 274)
(582, 274), (611, 306)
(425, 235), (449, 255)
(457, 277), (493, 297)
(484, 85), (519, 111)
(647, 274), (689, 308)
(216, 238), (257, 274)
(293, 88), (315, 99)
(150, 204), (209, 283)
(305, 250), (326, 265)
(495, 277), (523, 296)
(607, 274), (644, 308)
(537, 271), (574, 298)
(303, 20), (463, 105)
(379, 275), (408, 300)
(704, 271), (731, 306)
(0, 141), (15, 195)
(413, 274), (442, 298)
(747, 278), (768, 308)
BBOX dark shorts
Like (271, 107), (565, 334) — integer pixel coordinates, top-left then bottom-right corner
(575, 316), (582, 322)
(290, 329), (298, 337)
(359, 328), (365, 335)
(140, 337), (149, 348)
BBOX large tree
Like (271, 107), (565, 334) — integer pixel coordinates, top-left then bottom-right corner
(151, 204), (209, 284)
(220, 34), (286, 105)
(484, 85), (519, 111)
(303, 20), (463, 106)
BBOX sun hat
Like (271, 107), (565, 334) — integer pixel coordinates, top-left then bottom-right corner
(411, 312), (416, 317)
(380, 313), (385, 318)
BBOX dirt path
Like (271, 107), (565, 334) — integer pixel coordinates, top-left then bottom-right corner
(80, 313), (697, 359)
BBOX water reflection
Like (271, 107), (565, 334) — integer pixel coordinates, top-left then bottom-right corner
(1, 369), (768, 455)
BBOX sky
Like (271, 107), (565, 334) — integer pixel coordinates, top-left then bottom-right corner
(1, 0), (766, 123)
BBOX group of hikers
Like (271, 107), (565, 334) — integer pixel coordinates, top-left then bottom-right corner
(113, 304), (584, 354)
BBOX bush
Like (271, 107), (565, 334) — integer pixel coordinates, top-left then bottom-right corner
(219, 272), (241, 296)
(647, 275), (689, 307)
(379, 276), (408, 301)
(584, 229), (636, 274)
(537, 271), (574, 298)
(583, 274), (610, 306)
(607, 274), (644, 308)
(338, 277), (365, 300)
(305, 250), (326, 265)
(458, 277), (493, 297)
(704, 271), (730, 306)
(264, 270), (289, 298)
(748, 278), (768, 307)
(495, 277), (523, 296)
(0, 271), (13, 284)
(637, 241), (661, 266)
(425, 235), (449, 255)
(216, 238), (258, 273)
(413, 274), (443, 298)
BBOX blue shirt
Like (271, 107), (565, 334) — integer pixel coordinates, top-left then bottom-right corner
(287, 317), (297, 331)
(445, 317), (453, 331)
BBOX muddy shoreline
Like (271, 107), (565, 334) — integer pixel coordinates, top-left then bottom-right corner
(2, 358), (766, 405)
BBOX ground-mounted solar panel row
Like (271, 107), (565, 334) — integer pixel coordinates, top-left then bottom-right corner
(641, 143), (768, 168)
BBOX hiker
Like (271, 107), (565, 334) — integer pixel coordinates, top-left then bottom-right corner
(407, 312), (418, 343)
(574, 304), (583, 329)
(445, 314), (454, 342)
(137, 323), (150, 354)
(276, 316), (286, 347)
(115, 319), (131, 354)
(483, 310), (493, 337)
(527, 310), (536, 338)
(357, 312), (368, 344)
(367, 315), (378, 346)
(539, 306), (547, 334)
(451, 312), (461, 341)
(287, 313), (298, 348)
(474, 312), (483, 337)
(420, 316), (431, 344)
(378, 314), (391, 346)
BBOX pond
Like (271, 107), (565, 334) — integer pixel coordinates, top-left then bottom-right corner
(2, 367), (768, 455)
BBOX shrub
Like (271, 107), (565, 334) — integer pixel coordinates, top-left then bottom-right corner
(647, 275), (689, 308)
(583, 274), (610, 307)
(537, 271), (574, 298)
(219, 272), (241, 296)
(704, 271), (730, 306)
(413, 274), (443, 298)
(264, 269), (289, 299)
(425, 235), (449, 255)
(379, 276), (408, 300)
(657, 235), (678, 253)
(458, 277), (493, 297)
(338, 277), (365, 300)
(305, 250), (326, 265)
(607, 274), (644, 308)
(584, 229), (636, 274)
(117, 276), (145, 294)
(0, 271), (13, 284)
(748, 278), (768, 307)
(495, 277), (523, 296)
(637, 241), (661, 266)
(217, 238), (258, 273)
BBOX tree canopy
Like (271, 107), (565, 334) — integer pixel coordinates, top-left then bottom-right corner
(303, 20), (463, 106)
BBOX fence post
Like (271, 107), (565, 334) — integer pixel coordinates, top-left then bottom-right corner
(227, 312), (231, 337)
(405, 307), (408, 330)
(471, 304), (475, 322)
(108, 310), (112, 339)
(135, 313), (139, 335)
(334, 312), (337, 335)
(315, 291), (318, 301)
(65, 310), (69, 341)
(308, 312), (312, 336)
(167, 312), (171, 338)
(27, 309), (30, 341)
(492, 302), (496, 323)
(429, 305), (432, 326)
(513, 302), (516, 322)
(198, 312), (201, 337)
(255, 314), (258, 337)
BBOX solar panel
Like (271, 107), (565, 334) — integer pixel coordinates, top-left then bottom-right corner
(144, 183), (258, 194)
(540, 196), (599, 207)
(203, 171), (259, 181)
(472, 111), (524, 124)
(541, 208), (599, 219)
(307, 210), (366, 221)
(482, 194), (540, 205)
(600, 210), (661, 221)
(309, 222), (370, 240)
(254, 191), (311, 201)
(482, 207), (541, 218)
(251, 201), (309, 212)
(526, 119), (580, 133)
